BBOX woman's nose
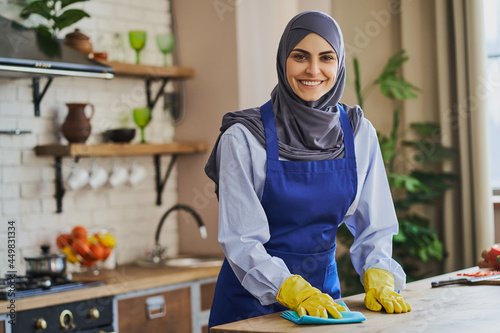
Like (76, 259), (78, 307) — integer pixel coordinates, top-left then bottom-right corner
(305, 60), (320, 75)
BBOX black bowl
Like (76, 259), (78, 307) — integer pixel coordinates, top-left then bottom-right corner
(104, 129), (136, 143)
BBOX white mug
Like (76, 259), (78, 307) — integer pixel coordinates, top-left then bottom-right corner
(129, 163), (147, 186)
(89, 163), (108, 189)
(109, 164), (129, 187)
(67, 165), (89, 190)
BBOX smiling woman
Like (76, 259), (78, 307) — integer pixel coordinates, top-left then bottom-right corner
(205, 10), (410, 329)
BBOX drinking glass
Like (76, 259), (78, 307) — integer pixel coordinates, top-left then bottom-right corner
(129, 30), (147, 64)
(156, 33), (175, 66)
(133, 107), (151, 143)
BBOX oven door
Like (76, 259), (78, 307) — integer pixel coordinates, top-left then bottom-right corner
(12, 296), (114, 333)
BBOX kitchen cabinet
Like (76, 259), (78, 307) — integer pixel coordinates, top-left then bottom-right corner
(34, 141), (207, 212)
(0, 314), (8, 333)
(117, 286), (192, 333)
(210, 267), (500, 332)
(115, 276), (218, 333)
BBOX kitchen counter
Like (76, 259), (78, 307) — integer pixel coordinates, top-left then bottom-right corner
(211, 268), (500, 333)
(0, 264), (221, 313)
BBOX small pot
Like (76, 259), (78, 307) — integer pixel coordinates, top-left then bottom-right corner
(64, 29), (93, 55)
(24, 245), (67, 278)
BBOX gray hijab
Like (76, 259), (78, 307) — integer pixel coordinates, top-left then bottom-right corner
(205, 11), (363, 188)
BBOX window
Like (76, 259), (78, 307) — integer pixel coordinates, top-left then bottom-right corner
(484, 0), (500, 192)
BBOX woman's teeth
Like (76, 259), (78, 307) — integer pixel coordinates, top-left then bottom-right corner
(300, 80), (322, 86)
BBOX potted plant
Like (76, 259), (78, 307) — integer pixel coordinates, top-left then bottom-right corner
(337, 50), (457, 295)
(19, 0), (90, 39)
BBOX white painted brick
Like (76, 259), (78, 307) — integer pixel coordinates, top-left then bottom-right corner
(0, 149), (21, 165)
(21, 182), (56, 199)
(21, 213), (63, 231)
(3, 165), (41, 182)
(0, 117), (16, 129)
(72, 190), (108, 210)
(40, 197), (58, 214)
(0, 101), (22, 116)
(17, 117), (55, 134)
(0, 183), (20, 199)
(3, 198), (41, 215)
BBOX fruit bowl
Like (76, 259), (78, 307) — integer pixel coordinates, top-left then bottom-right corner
(56, 226), (116, 274)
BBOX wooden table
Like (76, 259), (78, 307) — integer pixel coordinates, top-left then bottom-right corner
(211, 268), (500, 332)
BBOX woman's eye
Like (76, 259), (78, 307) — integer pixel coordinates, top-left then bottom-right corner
(321, 55), (336, 61)
(292, 53), (307, 61)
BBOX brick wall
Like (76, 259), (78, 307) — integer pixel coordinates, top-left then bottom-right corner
(0, 0), (179, 275)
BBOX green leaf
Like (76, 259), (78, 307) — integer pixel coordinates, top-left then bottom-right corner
(20, 1), (53, 20)
(34, 25), (53, 38)
(376, 50), (420, 101)
(393, 230), (407, 242)
(60, 0), (89, 9)
(410, 122), (441, 136)
(53, 9), (90, 30)
(353, 57), (363, 109)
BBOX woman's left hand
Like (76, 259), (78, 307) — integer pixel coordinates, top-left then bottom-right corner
(363, 268), (411, 313)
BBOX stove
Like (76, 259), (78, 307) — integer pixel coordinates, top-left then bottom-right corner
(1, 275), (114, 332)
(0, 275), (105, 300)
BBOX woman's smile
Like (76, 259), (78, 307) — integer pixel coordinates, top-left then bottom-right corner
(286, 33), (338, 101)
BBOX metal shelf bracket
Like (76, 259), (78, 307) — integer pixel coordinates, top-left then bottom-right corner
(154, 154), (177, 206)
(32, 77), (53, 117)
(146, 78), (169, 112)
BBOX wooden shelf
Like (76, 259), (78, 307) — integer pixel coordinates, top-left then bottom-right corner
(35, 142), (207, 157)
(97, 61), (195, 79)
(34, 142), (207, 213)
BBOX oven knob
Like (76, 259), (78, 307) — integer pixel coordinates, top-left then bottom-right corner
(35, 318), (47, 330)
(59, 309), (75, 329)
(88, 307), (100, 319)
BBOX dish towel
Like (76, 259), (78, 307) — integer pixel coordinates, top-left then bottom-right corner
(280, 301), (366, 325)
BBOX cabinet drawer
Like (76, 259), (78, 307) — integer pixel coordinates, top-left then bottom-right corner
(200, 281), (216, 311)
(118, 287), (191, 333)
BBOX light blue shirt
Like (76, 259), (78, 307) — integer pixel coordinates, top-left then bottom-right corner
(216, 119), (406, 306)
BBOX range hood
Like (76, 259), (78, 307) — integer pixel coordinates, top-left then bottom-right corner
(0, 15), (113, 79)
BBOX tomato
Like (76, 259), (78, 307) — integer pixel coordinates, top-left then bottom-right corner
(89, 243), (106, 261)
(71, 226), (88, 241)
(56, 234), (72, 249)
(487, 244), (500, 269)
(71, 238), (94, 261)
(79, 257), (96, 267)
(102, 246), (112, 260)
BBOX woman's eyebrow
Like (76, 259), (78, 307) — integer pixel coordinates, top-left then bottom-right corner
(290, 48), (336, 56)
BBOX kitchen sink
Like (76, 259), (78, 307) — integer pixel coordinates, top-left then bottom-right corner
(136, 255), (224, 268)
(163, 256), (224, 267)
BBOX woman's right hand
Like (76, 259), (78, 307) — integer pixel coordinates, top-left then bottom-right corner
(277, 275), (346, 318)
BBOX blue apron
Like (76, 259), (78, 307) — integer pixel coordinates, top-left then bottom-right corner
(208, 100), (357, 328)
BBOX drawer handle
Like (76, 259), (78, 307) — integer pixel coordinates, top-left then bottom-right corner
(145, 295), (166, 319)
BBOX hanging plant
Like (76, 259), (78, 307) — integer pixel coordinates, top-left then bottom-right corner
(20, 0), (90, 39)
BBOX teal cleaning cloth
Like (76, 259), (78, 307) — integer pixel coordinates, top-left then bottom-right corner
(280, 301), (366, 325)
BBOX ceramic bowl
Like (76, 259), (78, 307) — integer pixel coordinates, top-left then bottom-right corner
(104, 129), (136, 143)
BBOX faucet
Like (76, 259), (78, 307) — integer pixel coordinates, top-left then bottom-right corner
(151, 204), (207, 263)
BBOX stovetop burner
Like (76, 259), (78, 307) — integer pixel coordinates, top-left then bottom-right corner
(0, 275), (105, 300)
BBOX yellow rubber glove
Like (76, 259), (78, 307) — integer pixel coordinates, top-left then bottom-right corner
(277, 275), (346, 319)
(363, 268), (411, 313)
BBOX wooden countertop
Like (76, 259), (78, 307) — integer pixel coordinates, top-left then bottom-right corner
(0, 264), (220, 313)
(211, 268), (500, 332)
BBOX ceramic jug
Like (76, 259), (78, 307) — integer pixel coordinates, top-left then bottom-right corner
(61, 103), (95, 143)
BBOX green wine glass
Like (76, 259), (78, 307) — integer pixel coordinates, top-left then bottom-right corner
(133, 107), (151, 143)
(156, 33), (175, 66)
(129, 30), (147, 64)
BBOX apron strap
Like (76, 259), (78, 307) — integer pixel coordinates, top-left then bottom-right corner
(337, 104), (355, 159)
(260, 100), (279, 160)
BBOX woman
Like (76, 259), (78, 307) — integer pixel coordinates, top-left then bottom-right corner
(205, 10), (411, 328)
